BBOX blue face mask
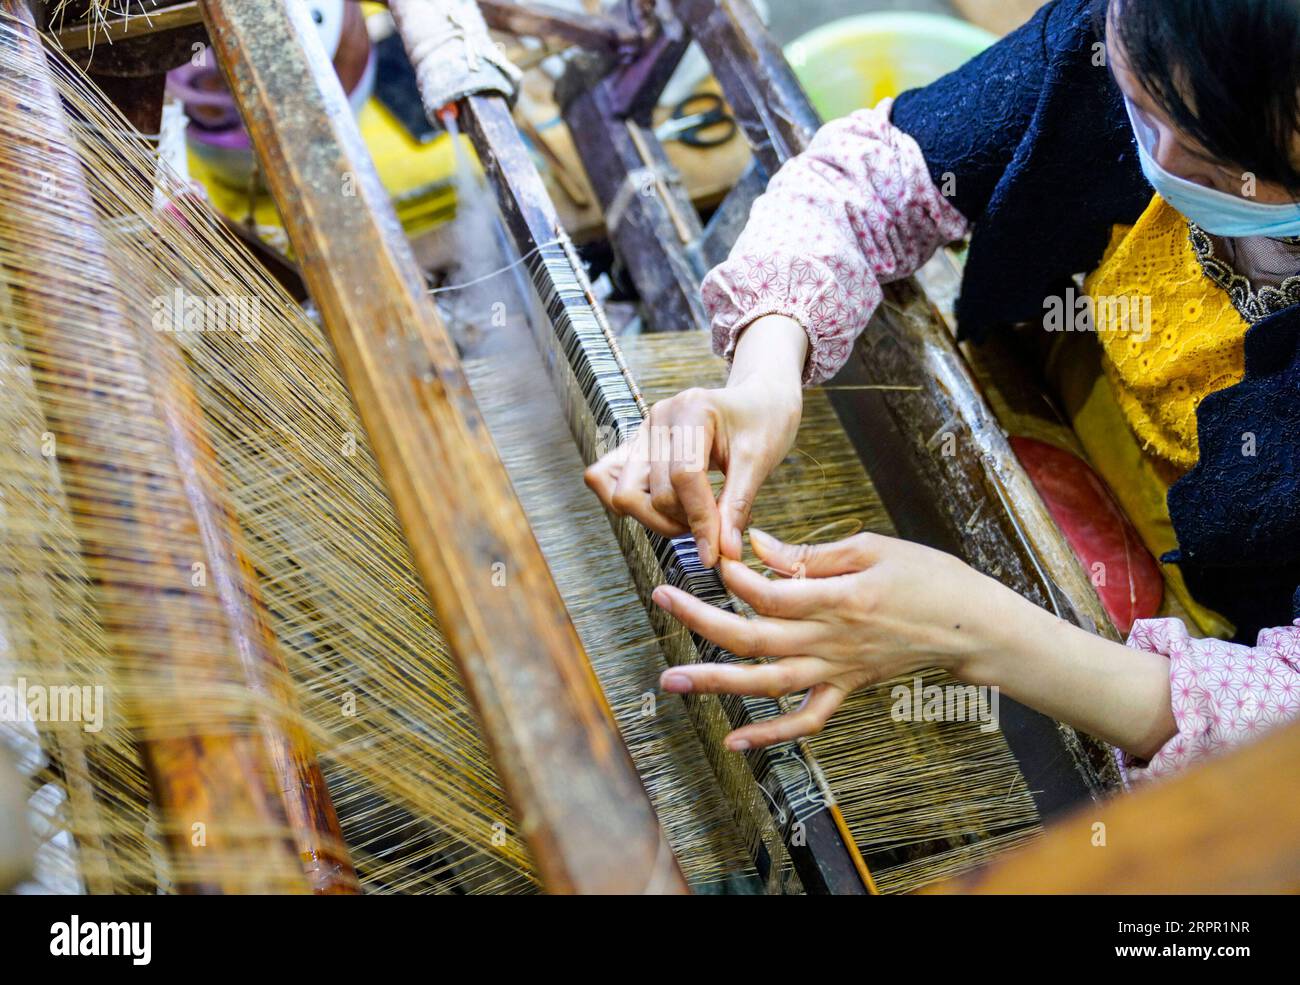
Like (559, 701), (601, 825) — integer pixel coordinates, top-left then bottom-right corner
(1125, 96), (1300, 239)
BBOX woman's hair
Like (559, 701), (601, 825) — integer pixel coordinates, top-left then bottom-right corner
(1107, 0), (1300, 193)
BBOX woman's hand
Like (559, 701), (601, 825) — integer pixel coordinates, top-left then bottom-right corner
(651, 529), (1019, 749)
(584, 315), (808, 568)
(653, 528), (1179, 760)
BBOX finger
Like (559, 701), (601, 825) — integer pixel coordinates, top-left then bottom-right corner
(716, 450), (765, 561)
(722, 683), (848, 751)
(671, 457), (720, 568)
(651, 584), (820, 657)
(750, 528), (885, 579)
(659, 655), (833, 698)
(647, 404), (687, 528)
(717, 558), (834, 619)
(611, 428), (689, 538)
(583, 446), (624, 508)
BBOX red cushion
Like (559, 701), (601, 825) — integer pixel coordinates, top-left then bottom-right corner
(1009, 437), (1163, 636)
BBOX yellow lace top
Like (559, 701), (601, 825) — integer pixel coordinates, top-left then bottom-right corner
(1084, 196), (1251, 472)
(1068, 194), (1251, 636)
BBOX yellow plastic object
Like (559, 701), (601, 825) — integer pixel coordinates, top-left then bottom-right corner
(786, 12), (996, 120)
(190, 97), (463, 242)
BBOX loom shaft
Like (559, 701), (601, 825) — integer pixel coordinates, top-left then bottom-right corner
(198, 0), (686, 895)
(389, 0), (873, 894)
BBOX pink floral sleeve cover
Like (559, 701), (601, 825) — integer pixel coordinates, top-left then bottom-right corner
(700, 99), (969, 385)
(1122, 618), (1300, 782)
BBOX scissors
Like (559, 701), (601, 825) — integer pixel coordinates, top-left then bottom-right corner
(655, 93), (738, 148)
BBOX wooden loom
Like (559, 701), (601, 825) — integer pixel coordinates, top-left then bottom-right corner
(2, 0), (1295, 895)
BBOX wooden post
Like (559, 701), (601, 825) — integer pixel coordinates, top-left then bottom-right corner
(557, 56), (708, 333)
(477, 0), (641, 54)
(199, 0), (686, 894)
(932, 720), (1300, 893)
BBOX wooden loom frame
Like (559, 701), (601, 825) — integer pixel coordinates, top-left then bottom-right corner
(21, 0), (1300, 895)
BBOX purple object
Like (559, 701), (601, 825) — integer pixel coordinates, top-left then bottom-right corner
(167, 50), (375, 188)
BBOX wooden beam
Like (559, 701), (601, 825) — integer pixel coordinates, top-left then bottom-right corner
(606, 27), (690, 122)
(50, 1), (642, 56)
(934, 721), (1300, 893)
(51, 0), (201, 50)
(557, 57), (707, 333)
(669, 0), (817, 175)
(199, 0), (686, 894)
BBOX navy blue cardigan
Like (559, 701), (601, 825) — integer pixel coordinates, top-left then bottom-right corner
(891, 0), (1300, 640)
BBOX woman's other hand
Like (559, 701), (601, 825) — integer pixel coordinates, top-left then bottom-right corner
(651, 529), (1028, 750)
(652, 528), (1179, 761)
(584, 315), (807, 567)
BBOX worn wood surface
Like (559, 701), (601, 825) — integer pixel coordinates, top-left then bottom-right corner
(934, 720), (1300, 893)
(558, 56), (707, 332)
(605, 25), (689, 122)
(155, 350), (360, 894)
(200, 0), (685, 894)
(479, 0), (641, 55)
(51, 0), (207, 76)
(51, 0), (201, 49)
(1, 0), (307, 893)
(530, 70), (750, 242)
(54, 1), (641, 57)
